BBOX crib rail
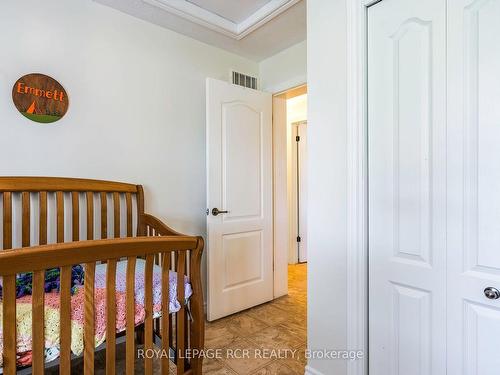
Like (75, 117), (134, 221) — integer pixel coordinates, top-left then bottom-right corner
(0, 177), (145, 251)
(0, 236), (204, 375)
(0, 177), (138, 193)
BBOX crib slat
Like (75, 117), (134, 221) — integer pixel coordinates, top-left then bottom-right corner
(136, 185), (146, 236)
(60, 265), (72, 374)
(72, 191), (80, 241)
(32, 270), (45, 374)
(176, 252), (186, 375)
(57, 191), (64, 243)
(87, 192), (94, 240)
(144, 254), (154, 375)
(39, 192), (48, 245)
(22, 191), (30, 247)
(113, 192), (120, 238)
(125, 192), (133, 237)
(101, 192), (107, 239)
(84, 262), (96, 375)
(106, 258), (117, 375)
(161, 252), (171, 375)
(189, 238), (204, 375)
(169, 253), (175, 349)
(2, 275), (16, 375)
(126, 257), (137, 375)
(3, 192), (12, 249)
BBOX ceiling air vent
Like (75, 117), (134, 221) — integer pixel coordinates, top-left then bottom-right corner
(231, 71), (258, 90)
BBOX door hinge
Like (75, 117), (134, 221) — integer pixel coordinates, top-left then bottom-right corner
(297, 236), (301, 243)
(296, 135), (300, 142)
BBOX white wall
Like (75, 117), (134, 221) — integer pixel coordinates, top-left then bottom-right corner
(307, 0), (350, 374)
(0, 0), (258, 240)
(0, 0), (259, 302)
(260, 40), (307, 93)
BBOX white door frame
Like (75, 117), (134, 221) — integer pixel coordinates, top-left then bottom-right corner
(345, 1), (381, 375)
(272, 93), (289, 298)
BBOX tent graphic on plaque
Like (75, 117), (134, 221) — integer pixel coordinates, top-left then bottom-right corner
(12, 73), (69, 123)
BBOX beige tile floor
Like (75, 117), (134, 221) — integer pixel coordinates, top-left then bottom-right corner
(203, 263), (307, 375)
(46, 264), (307, 374)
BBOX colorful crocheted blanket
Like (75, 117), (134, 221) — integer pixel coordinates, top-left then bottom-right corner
(0, 259), (192, 368)
(0, 265), (85, 299)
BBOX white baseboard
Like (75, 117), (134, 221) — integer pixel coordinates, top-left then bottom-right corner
(305, 365), (326, 375)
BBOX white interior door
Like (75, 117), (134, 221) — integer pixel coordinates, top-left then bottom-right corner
(368, 0), (447, 374)
(447, 1), (500, 374)
(206, 78), (273, 321)
(292, 122), (308, 263)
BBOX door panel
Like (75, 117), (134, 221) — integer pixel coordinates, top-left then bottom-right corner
(463, 0), (500, 274)
(391, 283), (431, 375)
(223, 230), (263, 288)
(463, 302), (500, 375)
(223, 103), (262, 220)
(368, 0), (446, 373)
(206, 78), (273, 321)
(392, 18), (432, 265)
(447, 1), (500, 374)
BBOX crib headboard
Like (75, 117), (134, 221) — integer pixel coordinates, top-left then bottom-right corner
(0, 177), (145, 250)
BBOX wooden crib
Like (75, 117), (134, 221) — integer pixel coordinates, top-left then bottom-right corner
(0, 177), (204, 375)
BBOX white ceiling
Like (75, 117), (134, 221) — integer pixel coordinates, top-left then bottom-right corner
(187, 0), (273, 23)
(93, 0), (306, 61)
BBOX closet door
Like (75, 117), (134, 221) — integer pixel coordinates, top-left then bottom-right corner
(368, 0), (447, 374)
(447, 1), (500, 374)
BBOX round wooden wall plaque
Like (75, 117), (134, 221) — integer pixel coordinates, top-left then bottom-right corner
(12, 73), (69, 123)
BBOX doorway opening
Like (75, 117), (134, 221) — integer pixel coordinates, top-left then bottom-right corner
(272, 84), (308, 301)
(273, 84), (308, 271)
(275, 84), (308, 370)
(269, 83), (308, 367)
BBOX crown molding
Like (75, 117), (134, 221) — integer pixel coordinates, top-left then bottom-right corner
(142, 0), (301, 40)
